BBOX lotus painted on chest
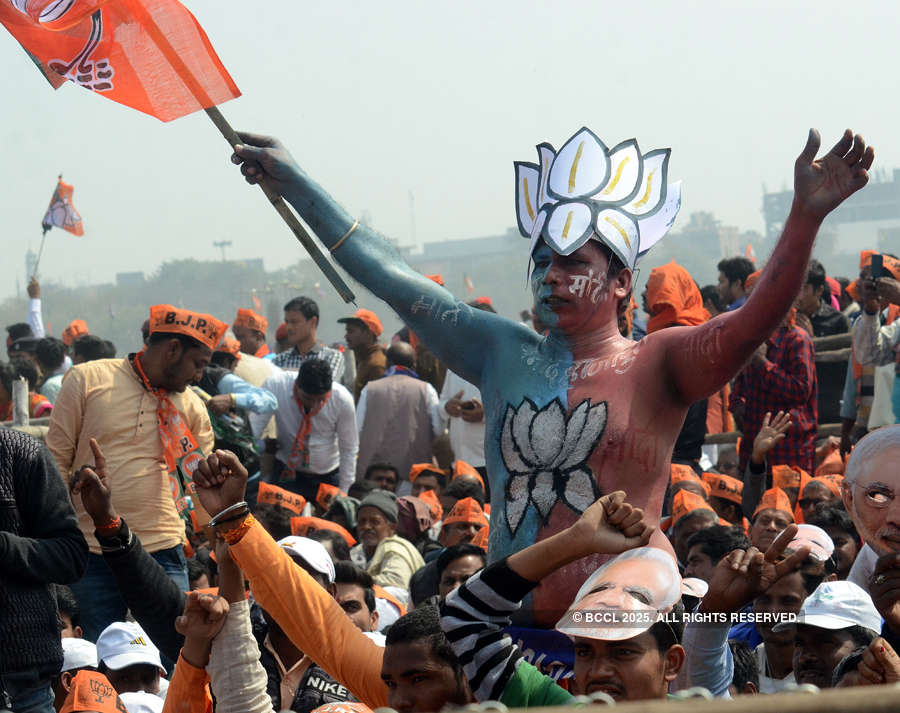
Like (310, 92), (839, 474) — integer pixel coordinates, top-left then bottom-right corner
(501, 397), (607, 536)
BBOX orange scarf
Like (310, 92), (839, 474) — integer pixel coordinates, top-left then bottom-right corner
(288, 388), (331, 474)
(133, 353), (204, 522)
(646, 261), (710, 334)
(254, 343), (270, 358)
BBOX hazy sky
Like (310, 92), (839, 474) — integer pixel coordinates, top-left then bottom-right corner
(1, 1), (897, 300)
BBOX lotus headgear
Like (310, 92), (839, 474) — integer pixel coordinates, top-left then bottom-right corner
(515, 127), (681, 270)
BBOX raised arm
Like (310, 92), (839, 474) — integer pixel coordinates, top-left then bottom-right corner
(441, 493), (651, 704)
(662, 130), (873, 405)
(231, 135), (516, 387)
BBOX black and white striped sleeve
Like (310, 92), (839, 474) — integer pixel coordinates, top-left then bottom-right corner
(439, 558), (538, 702)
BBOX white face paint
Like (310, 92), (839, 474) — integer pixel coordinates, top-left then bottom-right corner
(567, 268), (609, 304)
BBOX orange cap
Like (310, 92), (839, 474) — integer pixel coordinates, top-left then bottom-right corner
(234, 308), (268, 334)
(257, 482), (307, 515)
(60, 671), (127, 713)
(443, 497), (488, 527)
(148, 305), (227, 351)
(451, 460), (485, 490)
(471, 521), (489, 553)
(316, 482), (345, 511)
(753, 488), (795, 520)
(811, 474), (843, 499)
(290, 516), (356, 546)
(426, 274), (445, 286)
(409, 463), (447, 483)
(703, 473), (743, 504)
(62, 319), (89, 346)
(671, 489), (716, 527)
(417, 488), (443, 521)
(745, 270), (763, 292)
(860, 250), (900, 280)
(670, 464), (711, 497)
(338, 309), (383, 337)
(216, 337), (242, 359)
(772, 464), (809, 490)
(474, 296), (493, 306)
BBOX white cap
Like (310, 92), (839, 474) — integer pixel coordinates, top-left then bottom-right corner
(96, 622), (164, 673)
(61, 638), (98, 672)
(119, 691), (164, 713)
(276, 536), (335, 583)
(681, 577), (709, 598)
(773, 581), (882, 634)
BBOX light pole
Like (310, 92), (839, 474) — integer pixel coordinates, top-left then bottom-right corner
(213, 240), (232, 261)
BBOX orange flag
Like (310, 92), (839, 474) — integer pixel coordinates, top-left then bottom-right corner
(42, 177), (83, 236)
(0, 0), (240, 122)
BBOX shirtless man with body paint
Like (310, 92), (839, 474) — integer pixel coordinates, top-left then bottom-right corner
(229, 128), (872, 627)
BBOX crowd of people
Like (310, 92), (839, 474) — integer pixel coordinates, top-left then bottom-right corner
(4, 124), (900, 713)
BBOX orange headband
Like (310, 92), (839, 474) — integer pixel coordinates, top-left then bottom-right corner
(703, 472), (743, 505)
(290, 516), (356, 546)
(409, 463), (447, 483)
(257, 482), (307, 515)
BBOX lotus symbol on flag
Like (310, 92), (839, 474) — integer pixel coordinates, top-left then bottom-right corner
(515, 128), (682, 270)
(500, 397), (607, 536)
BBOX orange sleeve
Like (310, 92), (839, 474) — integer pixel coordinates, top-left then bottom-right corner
(161, 653), (213, 713)
(229, 522), (388, 708)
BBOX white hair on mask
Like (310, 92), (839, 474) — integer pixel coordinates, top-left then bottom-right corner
(845, 425), (900, 484)
(570, 546), (682, 611)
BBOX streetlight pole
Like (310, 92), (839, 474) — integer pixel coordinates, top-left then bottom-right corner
(213, 240), (232, 262)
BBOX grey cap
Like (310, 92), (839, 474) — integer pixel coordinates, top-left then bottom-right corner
(359, 490), (398, 523)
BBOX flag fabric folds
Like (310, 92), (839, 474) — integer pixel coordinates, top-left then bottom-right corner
(0, 0), (240, 122)
(42, 177), (83, 236)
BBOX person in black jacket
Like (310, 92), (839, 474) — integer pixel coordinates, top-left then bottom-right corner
(0, 429), (88, 713)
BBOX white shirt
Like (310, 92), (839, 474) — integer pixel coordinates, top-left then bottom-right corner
(356, 378), (444, 437)
(252, 371), (358, 491)
(754, 643), (796, 693)
(849, 543), (878, 593)
(438, 370), (485, 467)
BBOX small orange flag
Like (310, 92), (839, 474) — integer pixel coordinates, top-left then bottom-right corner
(42, 177), (83, 236)
(0, 0), (240, 122)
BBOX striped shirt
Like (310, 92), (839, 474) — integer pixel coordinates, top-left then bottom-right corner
(440, 559), (571, 706)
(272, 344), (345, 382)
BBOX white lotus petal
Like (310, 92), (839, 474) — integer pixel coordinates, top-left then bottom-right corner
(592, 140), (642, 204)
(511, 399), (539, 466)
(531, 471), (557, 521)
(515, 162), (540, 239)
(550, 400), (589, 470)
(561, 468), (599, 514)
(528, 207), (549, 257)
(537, 143), (558, 210)
(501, 405), (530, 474)
(544, 202), (593, 256)
(547, 128), (610, 200)
(505, 474), (530, 535)
(561, 401), (608, 468)
(622, 149), (670, 218)
(636, 182), (682, 260)
(595, 209), (639, 271)
(530, 400), (567, 467)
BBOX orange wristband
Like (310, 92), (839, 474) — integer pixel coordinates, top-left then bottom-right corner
(95, 516), (122, 536)
(221, 513), (255, 545)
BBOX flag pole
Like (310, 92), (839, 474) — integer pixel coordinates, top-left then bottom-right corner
(204, 107), (356, 305)
(32, 224), (49, 279)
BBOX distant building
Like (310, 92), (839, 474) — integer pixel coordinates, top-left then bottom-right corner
(116, 271), (145, 286)
(763, 169), (900, 254)
(400, 228), (522, 276)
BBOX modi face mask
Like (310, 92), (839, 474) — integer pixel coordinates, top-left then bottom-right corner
(786, 523), (835, 563)
(556, 547), (682, 641)
(515, 127), (681, 270)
